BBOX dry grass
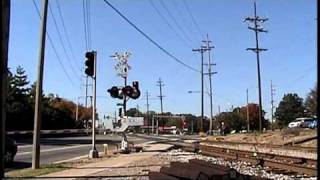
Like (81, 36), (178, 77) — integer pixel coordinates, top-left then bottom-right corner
(5, 153), (119, 178)
(207, 128), (317, 147)
(5, 164), (68, 178)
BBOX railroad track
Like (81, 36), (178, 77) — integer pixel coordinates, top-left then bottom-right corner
(200, 144), (317, 177)
(203, 140), (317, 153)
(128, 135), (317, 177)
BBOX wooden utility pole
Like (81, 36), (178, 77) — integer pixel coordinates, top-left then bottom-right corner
(85, 76), (88, 107)
(76, 98), (79, 121)
(146, 91), (150, 134)
(244, 1), (268, 132)
(157, 78), (165, 130)
(32, 0), (49, 169)
(192, 47), (210, 133)
(246, 89), (250, 132)
(202, 34), (217, 135)
(270, 80), (275, 131)
(1, 0), (10, 177)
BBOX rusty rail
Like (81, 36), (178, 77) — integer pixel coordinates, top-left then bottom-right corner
(203, 140), (317, 153)
(200, 144), (317, 177)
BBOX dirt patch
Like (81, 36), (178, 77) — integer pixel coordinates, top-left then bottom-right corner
(299, 139), (318, 147)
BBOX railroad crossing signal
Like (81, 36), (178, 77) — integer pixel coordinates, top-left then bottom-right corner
(85, 51), (95, 77)
(107, 86), (123, 99)
(107, 81), (141, 100)
(130, 81), (140, 99)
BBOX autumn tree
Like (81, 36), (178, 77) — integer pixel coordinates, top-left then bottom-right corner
(239, 103), (267, 130)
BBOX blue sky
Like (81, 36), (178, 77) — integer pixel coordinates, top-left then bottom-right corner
(8, 0), (317, 128)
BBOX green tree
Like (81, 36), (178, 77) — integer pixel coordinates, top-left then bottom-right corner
(275, 93), (305, 128)
(126, 108), (143, 117)
(215, 111), (244, 133)
(6, 66), (33, 130)
(6, 65), (91, 130)
(12, 66), (30, 95)
(304, 84), (317, 116)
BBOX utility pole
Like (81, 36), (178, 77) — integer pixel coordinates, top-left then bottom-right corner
(32, 0), (48, 169)
(157, 78), (165, 131)
(124, 76), (127, 116)
(246, 89), (250, 132)
(1, 0), (10, 177)
(270, 80), (275, 131)
(89, 51), (98, 158)
(85, 76), (88, 107)
(191, 118), (193, 134)
(81, 75), (92, 128)
(244, 1), (268, 132)
(76, 98), (79, 121)
(114, 110), (117, 128)
(192, 47), (209, 133)
(202, 34), (217, 135)
(146, 91), (150, 134)
(89, 96), (93, 108)
(136, 104), (140, 113)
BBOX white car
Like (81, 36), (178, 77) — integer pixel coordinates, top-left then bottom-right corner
(288, 118), (309, 128)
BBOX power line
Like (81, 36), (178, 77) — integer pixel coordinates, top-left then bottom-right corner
(86, 0), (92, 49)
(148, 0), (192, 48)
(47, 35), (78, 89)
(159, 0), (195, 45)
(82, 0), (88, 50)
(291, 66), (315, 83)
(48, 3), (80, 79)
(103, 0), (200, 73)
(171, 0), (201, 44)
(32, 0), (77, 89)
(56, 0), (81, 70)
(171, 1), (201, 43)
(182, 1), (204, 40)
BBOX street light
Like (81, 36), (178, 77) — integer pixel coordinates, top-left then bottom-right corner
(188, 90), (210, 96)
(188, 90), (212, 134)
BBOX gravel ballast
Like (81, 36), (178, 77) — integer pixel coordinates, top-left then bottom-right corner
(86, 149), (317, 180)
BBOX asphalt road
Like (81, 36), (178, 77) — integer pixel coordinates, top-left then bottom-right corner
(5, 134), (148, 172)
(5, 133), (200, 172)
